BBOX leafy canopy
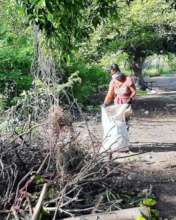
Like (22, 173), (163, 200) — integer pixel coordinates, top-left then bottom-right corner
(17, 0), (119, 56)
(82, 0), (176, 62)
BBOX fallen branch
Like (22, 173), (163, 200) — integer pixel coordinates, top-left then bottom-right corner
(11, 206), (20, 220)
(62, 207), (150, 220)
(26, 194), (33, 215)
(15, 153), (49, 204)
(10, 122), (47, 144)
(31, 183), (48, 220)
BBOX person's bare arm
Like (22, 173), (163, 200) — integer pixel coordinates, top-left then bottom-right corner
(127, 86), (136, 103)
(103, 81), (114, 106)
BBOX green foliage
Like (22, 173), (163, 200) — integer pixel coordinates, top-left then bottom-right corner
(136, 90), (147, 97)
(13, 0), (121, 108)
(1, 0), (176, 109)
(17, 0), (119, 65)
(111, 0), (176, 56)
(0, 46), (32, 89)
(80, 0), (176, 82)
(136, 198), (159, 220)
(68, 61), (108, 105)
(4, 73), (81, 132)
(0, 45), (33, 106)
(99, 51), (131, 74)
(135, 208), (160, 220)
(135, 216), (146, 220)
(143, 198), (157, 207)
(34, 175), (45, 185)
(0, 95), (6, 112)
(0, 0), (33, 108)
(143, 54), (176, 76)
(150, 209), (160, 220)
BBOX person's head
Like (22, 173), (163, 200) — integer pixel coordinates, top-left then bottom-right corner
(115, 72), (126, 82)
(110, 64), (121, 75)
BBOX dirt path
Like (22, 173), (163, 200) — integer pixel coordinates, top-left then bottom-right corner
(75, 76), (176, 219)
(129, 115), (176, 219)
(121, 75), (176, 219)
(124, 74), (176, 219)
(146, 74), (176, 91)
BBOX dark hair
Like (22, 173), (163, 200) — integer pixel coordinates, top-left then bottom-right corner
(110, 64), (120, 72)
(116, 72), (126, 82)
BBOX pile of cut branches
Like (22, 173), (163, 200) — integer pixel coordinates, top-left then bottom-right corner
(0, 105), (153, 220)
(0, 38), (154, 220)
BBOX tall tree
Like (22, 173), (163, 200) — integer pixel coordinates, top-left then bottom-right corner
(83, 0), (176, 89)
(17, 0), (119, 65)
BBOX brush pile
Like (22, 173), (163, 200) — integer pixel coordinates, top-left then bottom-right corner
(0, 104), (151, 220)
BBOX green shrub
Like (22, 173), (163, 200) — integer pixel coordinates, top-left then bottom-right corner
(0, 39), (33, 107)
(143, 54), (176, 76)
(67, 61), (108, 105)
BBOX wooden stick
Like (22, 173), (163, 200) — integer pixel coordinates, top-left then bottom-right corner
(61, 207), (150, 220)
(5, 213), (11, 220)
(36, 153), (50, 174)
(91, 194), (103, 214)
(0, 210), (11, 214)
(31, 183), (48, 220)
(26, 195), (33, 215)
(11, 207), (20, 220)
(11, 122), (46, 144)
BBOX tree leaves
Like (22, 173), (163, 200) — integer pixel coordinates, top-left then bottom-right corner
(17, 0), (119, 52)
(143, 198), (157, 207)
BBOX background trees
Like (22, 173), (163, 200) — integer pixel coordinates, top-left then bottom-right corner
(1, 0), (176, 108)
(0, 0), (33, 106)
(83, 0), (176, 89)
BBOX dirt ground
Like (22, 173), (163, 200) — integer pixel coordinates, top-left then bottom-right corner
(74, 75), (176, 219)
(128, 76), (176, 219)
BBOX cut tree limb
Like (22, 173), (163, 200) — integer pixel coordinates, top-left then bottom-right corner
(11, 207), (20, 220)
(62, 207), (150, 220)
(31, 183), (48, 220)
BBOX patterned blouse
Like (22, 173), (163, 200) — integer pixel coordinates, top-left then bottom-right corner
(104, 76), (135, 104)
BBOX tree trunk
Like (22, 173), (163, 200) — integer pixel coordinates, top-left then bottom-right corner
(131, 56), (147, 90)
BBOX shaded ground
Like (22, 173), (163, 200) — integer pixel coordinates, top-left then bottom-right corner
(128, 117), (176, 219)
(129, 76), (176, 219)
(75, 75), (176, 219)
(146, 74), (176, 91)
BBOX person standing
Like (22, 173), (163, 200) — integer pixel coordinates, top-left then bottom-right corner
(102, 64), (136, 154)
(104, 64), (136, 107)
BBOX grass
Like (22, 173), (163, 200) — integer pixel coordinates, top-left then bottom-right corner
(136, 89), (147, 97)
(143, 67), (176, 77)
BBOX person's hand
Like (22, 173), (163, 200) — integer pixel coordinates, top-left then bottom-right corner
(102, 103), (108, 107)
(127, 98), (132, 104)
